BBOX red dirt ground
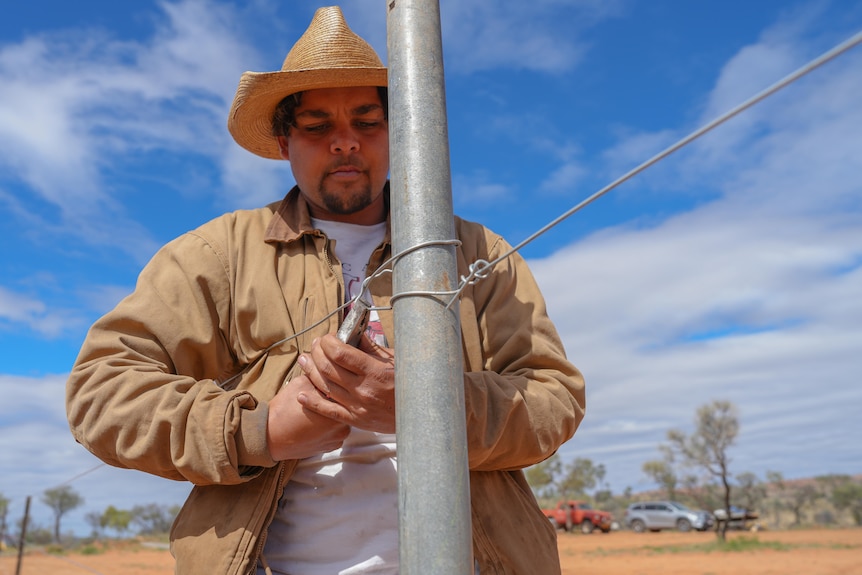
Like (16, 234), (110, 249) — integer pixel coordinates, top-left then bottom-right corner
(558, 528), (862, 575)
(2, 528), (860, 574)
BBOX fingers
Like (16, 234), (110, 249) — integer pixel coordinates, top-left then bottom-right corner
(316, 334), (371, 375)
(297, 387), (352, 421)
(299, 335), (368, 397)
(296, 335), (396, 434)
(299, 388), (394, 434)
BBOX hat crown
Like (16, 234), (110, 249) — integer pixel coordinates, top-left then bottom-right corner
(282, 6), (384, 72)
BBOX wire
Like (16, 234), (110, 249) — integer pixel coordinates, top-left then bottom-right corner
(49, 463), (106, 490)
(11, 463), (107, 505)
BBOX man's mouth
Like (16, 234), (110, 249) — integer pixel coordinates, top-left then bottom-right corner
(329, 165), (363, 178)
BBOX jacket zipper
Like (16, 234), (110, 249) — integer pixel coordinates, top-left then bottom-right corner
(244, 461), (289, 575)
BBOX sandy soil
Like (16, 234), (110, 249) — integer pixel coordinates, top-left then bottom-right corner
(0, 544), (174, 575)
(558, 528), (862, 575)
(2, 528), (860, 574)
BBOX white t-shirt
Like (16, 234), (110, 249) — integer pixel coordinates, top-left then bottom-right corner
(261, 219), (398, 575)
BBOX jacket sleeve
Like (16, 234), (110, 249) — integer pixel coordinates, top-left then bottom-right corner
(460, 229), (585, 472)
(66, 232), (276, 486)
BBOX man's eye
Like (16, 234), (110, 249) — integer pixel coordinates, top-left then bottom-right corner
(303, 124), (329, 133)
(356, 120), (381, 129)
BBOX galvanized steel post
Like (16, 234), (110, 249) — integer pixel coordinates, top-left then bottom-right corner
(386, 1), (473, 573)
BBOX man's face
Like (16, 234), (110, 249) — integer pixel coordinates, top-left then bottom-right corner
(276, 86), (389, 225)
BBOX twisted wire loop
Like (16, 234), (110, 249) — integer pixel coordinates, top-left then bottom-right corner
(215, 28), (862, 389)
(440, 259), (492, 310)
(464, 259), (493, 284)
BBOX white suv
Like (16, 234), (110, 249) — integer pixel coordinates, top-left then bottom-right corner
(624, 501), (715, 533)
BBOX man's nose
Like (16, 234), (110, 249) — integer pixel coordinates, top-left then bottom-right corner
(330, 126), (360, 154)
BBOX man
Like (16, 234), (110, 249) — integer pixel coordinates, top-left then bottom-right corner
(66, 6), (585, 574)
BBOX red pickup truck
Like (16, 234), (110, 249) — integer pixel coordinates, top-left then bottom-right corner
(543, 500), (613, 533)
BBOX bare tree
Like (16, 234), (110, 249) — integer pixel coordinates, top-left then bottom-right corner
(667, 399), (739, 541)
(41, 486), (83, 544)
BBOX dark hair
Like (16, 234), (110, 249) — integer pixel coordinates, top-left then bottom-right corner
(271, 86), (389, 137)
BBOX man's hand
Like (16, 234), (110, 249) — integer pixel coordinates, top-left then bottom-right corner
(266, 374), (351, 461)
(296, 333), (396, 434)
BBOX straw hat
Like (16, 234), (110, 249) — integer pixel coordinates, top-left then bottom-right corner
(228, 6), (388, 159)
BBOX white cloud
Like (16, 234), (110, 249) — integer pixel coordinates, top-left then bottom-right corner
(539, 161), (588, 196)
(0, 286), (82, 337)
(453, 171), (515, 206)
(439, 0), (624, 74)
(0, 286), (45, 324)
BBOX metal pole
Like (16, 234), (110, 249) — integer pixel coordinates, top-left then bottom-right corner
(386, 1), (472, 573)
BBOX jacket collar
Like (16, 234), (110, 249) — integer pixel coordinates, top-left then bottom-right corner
(264, 183), (392, 245)
(264, 186), (316, 244)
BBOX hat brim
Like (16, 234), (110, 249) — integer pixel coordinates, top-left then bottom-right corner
(228, 67), (388, 160)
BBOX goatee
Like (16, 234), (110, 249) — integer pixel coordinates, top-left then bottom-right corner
(319, 184), (373, 215)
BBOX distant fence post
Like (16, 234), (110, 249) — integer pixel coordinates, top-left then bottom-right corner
(15, 495), (30, 575)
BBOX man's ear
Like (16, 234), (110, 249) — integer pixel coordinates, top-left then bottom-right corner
(276, 136), (290, 161)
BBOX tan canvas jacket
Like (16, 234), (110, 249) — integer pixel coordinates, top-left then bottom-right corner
(66, 187), (586, 574)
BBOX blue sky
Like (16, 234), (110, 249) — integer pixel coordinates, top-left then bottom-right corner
(1, 0), (861, 535)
